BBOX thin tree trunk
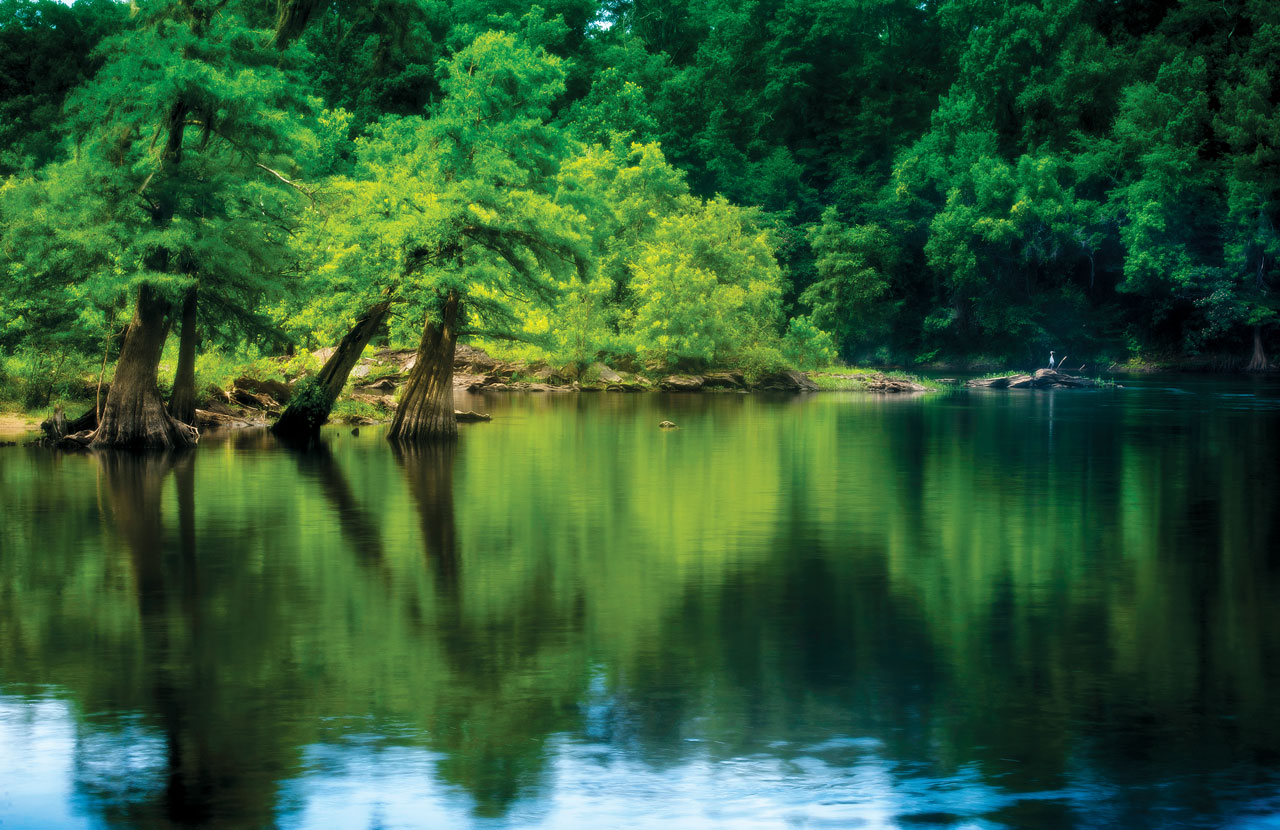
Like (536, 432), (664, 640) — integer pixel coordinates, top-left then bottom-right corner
(1247, 324), (1268, 372)
(271, 299), (391, 440)
(388, 291), (460, 443)
(92, 285), (196, 450)
(168, 286), (199, 424)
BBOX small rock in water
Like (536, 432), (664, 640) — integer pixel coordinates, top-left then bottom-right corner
(659, 420), (678, 429)
(351, 427), (360, 436)
(455, 410), (492, 423)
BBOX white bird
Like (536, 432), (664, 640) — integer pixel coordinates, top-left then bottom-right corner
(1048, 351), (1056, 369)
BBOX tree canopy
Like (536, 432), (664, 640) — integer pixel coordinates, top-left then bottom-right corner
(2, 0), (1276, 427)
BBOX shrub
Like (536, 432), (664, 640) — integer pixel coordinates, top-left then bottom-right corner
(782, 315), (838, 370)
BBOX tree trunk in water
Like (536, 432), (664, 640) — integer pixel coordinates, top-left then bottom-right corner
(271, 299), (391, 441)
(1247, 324), (1268, 372)
(168, 286), (199, 424)
(92, 285), (196, 450)
(388, 292), (460, 443)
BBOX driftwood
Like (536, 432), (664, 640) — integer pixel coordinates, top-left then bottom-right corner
(38, 406), (99, 448)
(193, 409), (259, 429)
(454, 410), (492, 423)
(966, 368), (1104, 389)
(231, 389), (281, 411)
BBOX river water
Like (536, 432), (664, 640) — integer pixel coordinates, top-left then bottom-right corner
(1, 378), (1278, 829)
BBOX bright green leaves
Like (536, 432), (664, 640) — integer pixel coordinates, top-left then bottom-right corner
(629, 197), (784, 367)
(5, 0), (324, 355)
(433, 30), (568, 181)
(566, 67), (658, 148)
(538, 142), (789, 370)
(305, 31), (587, 345)
(780, 314), (837, 369)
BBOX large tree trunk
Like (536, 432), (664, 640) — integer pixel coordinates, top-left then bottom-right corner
(271, 299), (391, 441)
(1247, 324), (1268, 372)
(168, 286), (199, 424)
(92, 285), (196, 451)
(388, 291), (460, 443)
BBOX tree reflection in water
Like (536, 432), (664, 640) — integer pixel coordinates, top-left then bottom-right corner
(0, 385), (1276, 828)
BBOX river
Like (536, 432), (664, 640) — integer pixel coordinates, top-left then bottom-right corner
(1, 378), (1278, 828)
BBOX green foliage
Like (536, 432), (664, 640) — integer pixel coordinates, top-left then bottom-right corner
(628, 197), (784, 368)
(299, 31), (588, 349)
(4, 0), (1280, 396)
(0, 167), (122, 356)
(1, 0), (323, 397)
(782, 315), (838, 370)
(804, 208), (899, 358)
(514, 142), (789, 371)
(191, 347), (315, 393)
(0, 347), (95, 409)
(0, 0), (126, 175)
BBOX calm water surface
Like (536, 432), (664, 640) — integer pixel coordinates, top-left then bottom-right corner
(1, 379), (1279, 829)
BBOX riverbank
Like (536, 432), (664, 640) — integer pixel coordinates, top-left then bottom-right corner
(0, 412), (39, 440)
(27, 344), (1242, 439)
(914, 351), (1275, 375)
(0, 346), (941, 438)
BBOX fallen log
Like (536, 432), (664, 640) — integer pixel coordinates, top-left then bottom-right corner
(966, 369), (1105, 389)
(194, 409), (260, 429)
(39, 406), (98, 445)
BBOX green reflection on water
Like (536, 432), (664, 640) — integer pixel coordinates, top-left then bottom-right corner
(0, 383), (1278, 828)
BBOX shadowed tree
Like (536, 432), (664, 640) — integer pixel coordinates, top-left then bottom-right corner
(381, 32), (587, 441)
(9, 0), (325, 449)
(287, 31), (587, 443)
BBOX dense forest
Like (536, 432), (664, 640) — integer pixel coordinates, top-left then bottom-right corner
(1, 0), (1277, 443)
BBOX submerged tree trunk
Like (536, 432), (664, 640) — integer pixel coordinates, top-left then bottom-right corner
(271, 299), (392, 441)
(168, 286), (199, 424)
(1247, 324), (1268, 372)
(92, 285), (196, 451)
(388, 291), (460, 443)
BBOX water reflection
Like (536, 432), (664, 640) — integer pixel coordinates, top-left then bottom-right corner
(83, 451), (297, 829)
(0, 382), (1277, 828)
(393, 442), (458, 590)
(293, 443), (387, 574)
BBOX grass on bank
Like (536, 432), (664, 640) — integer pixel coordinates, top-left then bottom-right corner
(806, 366), (943, 391)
